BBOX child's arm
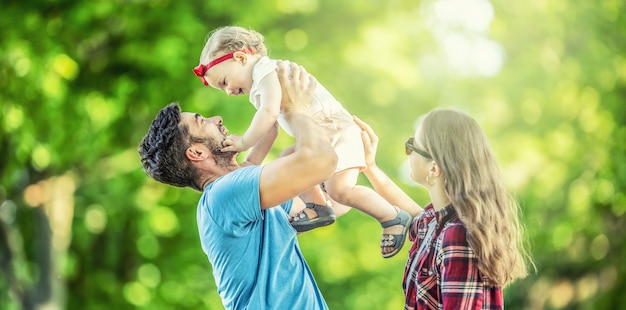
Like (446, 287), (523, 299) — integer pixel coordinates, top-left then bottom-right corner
(221, 72), (282, 153)
(240, 121), (279, 167)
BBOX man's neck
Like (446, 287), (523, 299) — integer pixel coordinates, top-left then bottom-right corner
(201, 165), (239, 190)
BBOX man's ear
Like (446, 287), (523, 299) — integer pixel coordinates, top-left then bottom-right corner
(233, 51), (247, 64)
(185, 144), (210, 162)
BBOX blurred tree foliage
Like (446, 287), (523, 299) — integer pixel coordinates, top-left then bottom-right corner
(0, 0), (624, 309)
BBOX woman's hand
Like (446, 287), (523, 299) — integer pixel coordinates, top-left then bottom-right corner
(353, 115), (378, 170)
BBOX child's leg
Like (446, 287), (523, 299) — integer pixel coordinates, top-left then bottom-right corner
(325, 168), (412, 257)
(290, 184), (336, 232)
(299, 185), (327, 206)
(325, 195), (352, 218)
(324, 168), (394, 221)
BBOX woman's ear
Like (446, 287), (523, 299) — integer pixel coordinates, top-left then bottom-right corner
(430, 161), (441, 177)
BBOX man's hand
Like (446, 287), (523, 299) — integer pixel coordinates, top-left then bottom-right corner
(258, 61), (336, 210)
(277, 60), (317, 115)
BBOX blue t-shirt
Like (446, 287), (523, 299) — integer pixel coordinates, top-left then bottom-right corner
(196, 166), (328, 310)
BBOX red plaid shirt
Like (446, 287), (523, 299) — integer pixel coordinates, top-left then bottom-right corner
(403, 204), (503, 309)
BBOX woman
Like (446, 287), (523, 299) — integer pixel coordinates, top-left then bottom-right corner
(354, 109), (532, 309)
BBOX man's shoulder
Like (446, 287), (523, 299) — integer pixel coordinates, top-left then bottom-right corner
(206, 166), (262, 194)
(199, 166), (264, 225)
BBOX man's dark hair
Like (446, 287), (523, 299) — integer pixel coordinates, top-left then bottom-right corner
(138, 103), (202, 191)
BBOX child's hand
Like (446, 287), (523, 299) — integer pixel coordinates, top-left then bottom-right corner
(221, 134), (248, 153)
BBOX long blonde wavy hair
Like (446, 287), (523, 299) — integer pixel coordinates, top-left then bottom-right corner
(420, 108), (533, 287)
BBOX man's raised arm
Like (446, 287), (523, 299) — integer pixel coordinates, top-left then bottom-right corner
(258, 61), (337, 209)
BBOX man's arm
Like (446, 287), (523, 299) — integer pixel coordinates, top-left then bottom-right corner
(258, 61), (337, 210)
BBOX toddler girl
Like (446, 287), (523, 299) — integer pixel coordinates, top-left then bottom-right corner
(193, 26), (411, 258)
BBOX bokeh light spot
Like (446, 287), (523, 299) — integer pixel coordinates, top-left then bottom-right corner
(137, 234), (160, 259)
(590, 234), (609, 260)
(0, 200), (17, 224)
(138, 263), (161, 288)
(160, 281), (185, 303)
(85, 204), (107, 234)
(15, 58), (31, 77)
(568, 179), (590, 214)
(594, 179), (614, 205)
(42, 73), (64, 99)
(123, 281), (151, 306)
(284, 28), (308, 51)
(3, 104), (25, 132)
(575, 274), (598, 302)
(23, 184), (44, 207)
(549, 280), (574, 308)
(84, 91), (115, 129)
(551, 223), (573, 250)
(32, 144), (51, 171)
(149, 206), (179, 236)
(52, 54), (79, 80)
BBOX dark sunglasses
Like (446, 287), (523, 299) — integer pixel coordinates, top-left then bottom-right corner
(405, 137), (432, 159)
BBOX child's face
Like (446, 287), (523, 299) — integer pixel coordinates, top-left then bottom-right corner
(205, 54), (255, 96)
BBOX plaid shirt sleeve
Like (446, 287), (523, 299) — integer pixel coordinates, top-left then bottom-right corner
(436, 222), (503, 309)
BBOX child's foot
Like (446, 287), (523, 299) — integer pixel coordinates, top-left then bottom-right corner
(380, 207), (412, 258)
(290, 203), (336, 232)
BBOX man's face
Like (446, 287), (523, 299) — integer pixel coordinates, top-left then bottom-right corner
(180, 112), (228, 143)
(179, 112), (237, 168)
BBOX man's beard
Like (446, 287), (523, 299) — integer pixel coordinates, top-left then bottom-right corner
(198, 137), (238, 170)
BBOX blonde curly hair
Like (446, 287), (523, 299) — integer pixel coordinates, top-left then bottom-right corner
(199, 26), (268, 64)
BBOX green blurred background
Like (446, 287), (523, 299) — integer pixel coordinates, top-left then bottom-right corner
(1, 0), (624, 309)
